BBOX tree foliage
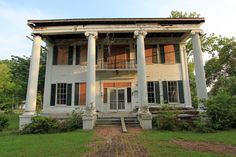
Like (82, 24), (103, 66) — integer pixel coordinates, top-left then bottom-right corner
(170, 10), (200, 18)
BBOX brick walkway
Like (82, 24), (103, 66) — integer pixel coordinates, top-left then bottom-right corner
(83, 126), (149, 157)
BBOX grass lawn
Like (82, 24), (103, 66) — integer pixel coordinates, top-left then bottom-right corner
(1, 112), (236, 157)
(0, 112), (93, 157)
(140, 130), (236, 157)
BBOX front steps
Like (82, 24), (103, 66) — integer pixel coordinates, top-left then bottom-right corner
(95, 116), (140, 132)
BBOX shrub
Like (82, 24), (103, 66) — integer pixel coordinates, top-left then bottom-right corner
(153, 105), (180, 131)
(177, 120), (193, 131)
(206, 93), (236, 130)
(21, 116), (59, 134)
(59, 111), (82, 132)
(192, 113), (214, 133)
(21, 111), (83, 134)
(0, 115), (9, 131)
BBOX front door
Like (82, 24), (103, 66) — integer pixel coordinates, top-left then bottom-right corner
(109, 88), (125, 111)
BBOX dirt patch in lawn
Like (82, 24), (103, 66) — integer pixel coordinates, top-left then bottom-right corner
(172, 139), (236, 156)
(83, 126), (148, 157)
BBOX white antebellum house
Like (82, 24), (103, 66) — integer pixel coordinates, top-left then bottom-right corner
(19, 18), (208, 130)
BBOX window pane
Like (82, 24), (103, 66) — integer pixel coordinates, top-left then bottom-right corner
(168, 81), (178, 103)
(147, 82), (155, 103)
(57, 83), (67, 105)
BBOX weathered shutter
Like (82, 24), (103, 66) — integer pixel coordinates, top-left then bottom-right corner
(160, 45), (165, 64)
(96, 45), (98, 64)
(76, 46), (80, 65)
(162, 81), (168, 104)
(178, 80), (185, 103)
(127, 88), (132, 103)
(50, 84), (56, 106)
(52, 46), (58, 65)
(67, 84), (72, 106)
(68, 46), (73, 65)
(103, 88), (107, 103)
(152, 45), (158, 64)
(74, 83), (80, 106)
(175, 44), (180, 63)
(155, 81), (160, 104)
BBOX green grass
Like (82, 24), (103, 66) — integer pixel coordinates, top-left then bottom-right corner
(0, 112), (93, 157)
(140, 130), (236, 157)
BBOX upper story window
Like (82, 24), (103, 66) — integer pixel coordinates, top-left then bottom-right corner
(53, 45), (73, 65)
(160, 44), (180, 64)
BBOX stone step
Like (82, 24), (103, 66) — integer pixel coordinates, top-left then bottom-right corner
(96, 117), (121, 126)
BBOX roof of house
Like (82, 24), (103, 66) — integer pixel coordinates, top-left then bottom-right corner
(28, 18), (205, 28)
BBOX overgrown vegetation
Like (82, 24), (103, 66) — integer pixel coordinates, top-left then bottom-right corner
(0, 115), (9, 131)
(21, 111), (83, 134)
(206, 93), (236, 130)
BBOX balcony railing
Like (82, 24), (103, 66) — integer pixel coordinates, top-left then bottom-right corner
(96, 58), (137, 70)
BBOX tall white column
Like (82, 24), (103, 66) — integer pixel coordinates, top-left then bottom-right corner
(134, 31), (152, 129)
(85, 32), (97, 109)
(134, 31), (148, 109)
(19, 35), (42, 129)
(83, 32), (97, 130)
(192, 32), (208, 100)
(24, 35), (42, 115)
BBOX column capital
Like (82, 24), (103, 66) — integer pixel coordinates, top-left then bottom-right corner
(84, 32), (98, 39)
(134, 31), (147, 38)
(191, 30), (204, 36)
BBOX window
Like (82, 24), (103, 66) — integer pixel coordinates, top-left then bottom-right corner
(57, 83), (67, 105)
(127, 88), (131, 103)
(160, 44), (180, 64)
(53, 45), (73, 65)
(167, 81), (178, 103)
(147, 82), (155, 103)
(162, 81), (184, 104)
(145, 45), (157, 64)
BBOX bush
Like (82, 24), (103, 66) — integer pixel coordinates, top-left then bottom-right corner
(0, 115), (9, 131)
(177, 120), (193, 131)
(59, 111), (83, 132)
(192, 114), (214, 133)
(21, 116), (59, 134)
(206, 93), (236, 130)
(21, 111), (83, 134)
(153, 105), (180, 131)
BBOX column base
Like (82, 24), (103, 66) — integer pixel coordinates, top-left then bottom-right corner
(138, 112), (152, 129)
(19, 113), (35, 130)
(82, 113), (97, 130)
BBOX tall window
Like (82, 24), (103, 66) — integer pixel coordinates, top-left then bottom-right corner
(167, 81), (178, 103)
(162, 80), (184, 104)
(57, 83), (67, 105)
(160, 44), (180, 64)
(53, 45), (73, 65)
(147, 82), (155, 103)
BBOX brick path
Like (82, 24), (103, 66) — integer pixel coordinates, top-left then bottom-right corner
(83, 126), (149, 157)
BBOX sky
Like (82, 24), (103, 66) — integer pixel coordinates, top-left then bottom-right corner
(0, 0), (236, 59)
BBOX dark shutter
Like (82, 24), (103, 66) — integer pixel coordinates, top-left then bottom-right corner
(74, 83), (80, 106)
(135, 45), (137, 64)
(103, 88), (107, 103)
(52, 46), (58, 65)
(127, 88), (132, 103)
(162, 81), (168, 104)
(103, 45), (108, 62)
(160, 45), (165, 64)
(175, 44), (180, 63)
(67, 84), (72, 106)
(178, 80), (185, 103)
(68, 46), (73, 65)
(96, 45), (98, 64)
(50, 84), (56, 106)
(76, 46), (80, 65)
(155, 81), (160, 104)
(152, 45), (158, 64)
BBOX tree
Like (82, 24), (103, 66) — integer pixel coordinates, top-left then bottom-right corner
(170, 10), (200, 18)
(0, 63), (17, 110)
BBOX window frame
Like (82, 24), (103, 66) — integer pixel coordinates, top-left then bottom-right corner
(56, 83), (67, 105)
(167, 81), (179, 103)
(147, 81), (156, 104)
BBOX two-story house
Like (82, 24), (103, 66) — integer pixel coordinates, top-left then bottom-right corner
(19, 18), (208, 129)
